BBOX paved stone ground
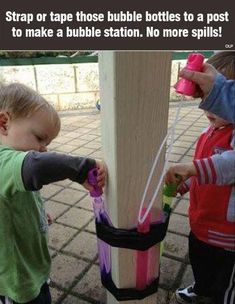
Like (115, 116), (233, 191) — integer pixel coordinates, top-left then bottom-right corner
(43, 102), (209, 304)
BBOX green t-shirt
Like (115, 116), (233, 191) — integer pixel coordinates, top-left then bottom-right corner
(0, 145), (51, 303)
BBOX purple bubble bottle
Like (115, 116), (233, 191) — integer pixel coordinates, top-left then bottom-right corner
(88, 168), (111, 275)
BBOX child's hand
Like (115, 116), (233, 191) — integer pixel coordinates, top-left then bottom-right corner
(165, 162), (197, 185)
(82, 160), (107, 192)
(95, 160), (107, 188)
(177, 63), (217, 98)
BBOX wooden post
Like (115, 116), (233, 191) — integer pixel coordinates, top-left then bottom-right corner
(99, 51), (172, 304)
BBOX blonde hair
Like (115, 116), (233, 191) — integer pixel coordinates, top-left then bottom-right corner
(0, 82), (60, 130)
(207, 51), (235, 80)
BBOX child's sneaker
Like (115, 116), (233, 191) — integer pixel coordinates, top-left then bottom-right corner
(175, 284), (197, 303)
(175, 284), (214, 304)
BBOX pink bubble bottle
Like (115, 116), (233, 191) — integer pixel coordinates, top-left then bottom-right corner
(175, 53), (204, 96)
(136, 208), (151, 290)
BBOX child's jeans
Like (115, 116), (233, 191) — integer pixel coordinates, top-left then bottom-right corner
(0, 282), (51, 304)
(189, 231), (235, 304)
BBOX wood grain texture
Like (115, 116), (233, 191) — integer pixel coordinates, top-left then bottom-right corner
(99, 51), (172, 304)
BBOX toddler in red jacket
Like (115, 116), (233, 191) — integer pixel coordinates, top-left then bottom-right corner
(165, 52), (235, 304)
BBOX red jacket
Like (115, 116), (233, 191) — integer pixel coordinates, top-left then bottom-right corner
(185, 125), (235, 251)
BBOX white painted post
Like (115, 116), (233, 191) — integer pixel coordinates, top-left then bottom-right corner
(99, 51), (172, 304)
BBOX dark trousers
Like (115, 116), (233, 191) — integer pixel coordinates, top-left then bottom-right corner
(0, 282), (51, 304)
(189, 232), (235, 304)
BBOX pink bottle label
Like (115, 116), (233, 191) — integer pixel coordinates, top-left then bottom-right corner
(136, 208), (151, 290)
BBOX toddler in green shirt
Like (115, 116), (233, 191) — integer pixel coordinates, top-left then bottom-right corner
(0, 83), (106, 304)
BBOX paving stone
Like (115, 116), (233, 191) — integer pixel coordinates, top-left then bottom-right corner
(169, 197), (179, 210)
(169, 147), (189, 155)
(54, 144), (78, 153)
(60, 116), (79, 124)
(189, 126), (206, 132)
(72, 264), (106, 302)
(93, 138), (101, 144)
(181, 155), (194, 162)
(41, 184), (63, 200)
(89, 150), (103, 159)
(57, 130), (68, 136)
(174, 129), (185, 136)
(174, 125), (190, 130)
(177, 135), (196, 143)
(168, 160), (177, 166)
(54, 179), (72, 187)
(71, 147), (95, 157)
(51, 253), (88, 289)
(69, 182), (88, 192)
(180, 265), (194, 287)
(194, 121), (209, 127)
(62, 295), (91, 304)
(47, 142), (61, 150)
(84, 141), (102, 149)
(61, 125), (79, 132)
(76, 195), (93, 211)
(45, 200), (69, 220)
(156, 288), (171, 304)
(168, 292), (178, 304)
(49, 248), (56, 257)
(50, 287), (64, 303)
(186, 148), (195, 157)
(65, 138), (88, 147)
(163, 232), (188, 259)
(168, 154), (182, 162)
(56, 207), (93, 229)
(63, 131), (84, 139)
(182, 192), (189, 199)
(168, 214), (190, 236)
(85, 220), (96, 233)
(63, 231), (98, 260)
(173, 198), (189, 216)
(73, 127), (92, 135)
(52, 136), (72, 144)
(160, 257), (182, 288)
(173, 141), (192, 148)
(183, 130), (202, 137)
(52, 188), (86, 205)
(80, 133), (98, 141)
(89, 119), (100, 126)
(176, 122), (192, 127)
(49, 223), (77, 250)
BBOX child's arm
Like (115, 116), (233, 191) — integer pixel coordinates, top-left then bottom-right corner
(166, 150), (235, 187)
(180, 65), (235, 123)
(199, 73), (235, 123)
(194, 150), (235, 185)
(21, 151), (106, 191)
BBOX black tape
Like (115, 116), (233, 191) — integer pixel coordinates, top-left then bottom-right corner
(96, 211), (170, 251)
(101, 272), (159, 301)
